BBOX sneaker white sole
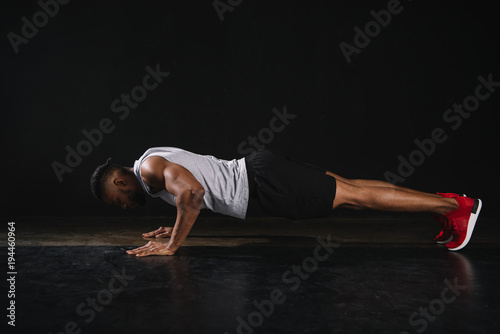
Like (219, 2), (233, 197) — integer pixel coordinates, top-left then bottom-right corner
(436, 235), (453, 244)
(447, 198), (482, 251)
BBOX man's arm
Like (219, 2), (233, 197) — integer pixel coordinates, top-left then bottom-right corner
(126, 156), (205, 257)
(163, 163), (205, 252)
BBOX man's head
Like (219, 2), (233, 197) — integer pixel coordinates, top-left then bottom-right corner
(90, 158), (146, 209)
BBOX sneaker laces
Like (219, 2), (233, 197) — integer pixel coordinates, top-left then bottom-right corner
(447, 218), (457, 232)
(436, 215), (455, 231)
(431, 214), (457, 232)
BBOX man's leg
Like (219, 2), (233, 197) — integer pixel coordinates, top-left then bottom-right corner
(326, 171), (458, 214)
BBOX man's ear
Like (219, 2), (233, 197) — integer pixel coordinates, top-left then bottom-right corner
(113, 177), (127, 188)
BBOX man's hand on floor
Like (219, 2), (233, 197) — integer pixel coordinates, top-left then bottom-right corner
(142, 226), (173, 238)
(126, 241), (176, 257)
(126, 226), (176, 257)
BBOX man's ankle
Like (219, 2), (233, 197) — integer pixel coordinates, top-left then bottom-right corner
(441, 198), (459, 214)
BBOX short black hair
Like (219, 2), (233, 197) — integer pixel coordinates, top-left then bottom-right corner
(90, 158), (123, 201)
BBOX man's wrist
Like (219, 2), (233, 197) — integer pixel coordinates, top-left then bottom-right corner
(166, 240), (179, 252)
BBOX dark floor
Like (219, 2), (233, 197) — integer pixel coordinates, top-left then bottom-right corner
(2, 217), (500, 334)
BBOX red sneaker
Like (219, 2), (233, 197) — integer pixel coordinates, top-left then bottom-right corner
(433, 193), (460, 244)
(444, 195), (482, 251)
(433, 214), (453, 244)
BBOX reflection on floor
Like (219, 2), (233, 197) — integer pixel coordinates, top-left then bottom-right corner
(3, 217), (500, 333)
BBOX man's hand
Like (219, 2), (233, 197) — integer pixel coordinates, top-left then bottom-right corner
(126, 226), (176, 257)
(142, 226), (173, 238)
(126, 241), (176, 257)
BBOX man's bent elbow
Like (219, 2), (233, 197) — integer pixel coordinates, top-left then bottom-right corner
(179, 187), (204, 211)
(192, 187), (205, 207)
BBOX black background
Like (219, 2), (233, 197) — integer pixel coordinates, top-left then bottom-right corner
(2, 0), (499, 218)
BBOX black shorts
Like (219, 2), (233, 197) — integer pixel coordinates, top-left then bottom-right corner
(244, 149), (337, 220)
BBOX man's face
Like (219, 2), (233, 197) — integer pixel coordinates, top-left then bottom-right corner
(104, 179), (146, 210)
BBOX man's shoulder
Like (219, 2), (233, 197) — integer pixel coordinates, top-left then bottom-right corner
(140, 156), (170, 190)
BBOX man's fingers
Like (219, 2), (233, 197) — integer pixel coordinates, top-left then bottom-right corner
(155, 231), (172, 238)
(126, 241), (175, 257)
(142, 227), (163, 238)
(133, 246), (173, 257)
(126, 241), (154, 254)
(142, 226), (169, 238)
(127, 244), (154, 256)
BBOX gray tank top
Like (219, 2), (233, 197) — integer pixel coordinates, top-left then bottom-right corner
(133, 147), (249, 219)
